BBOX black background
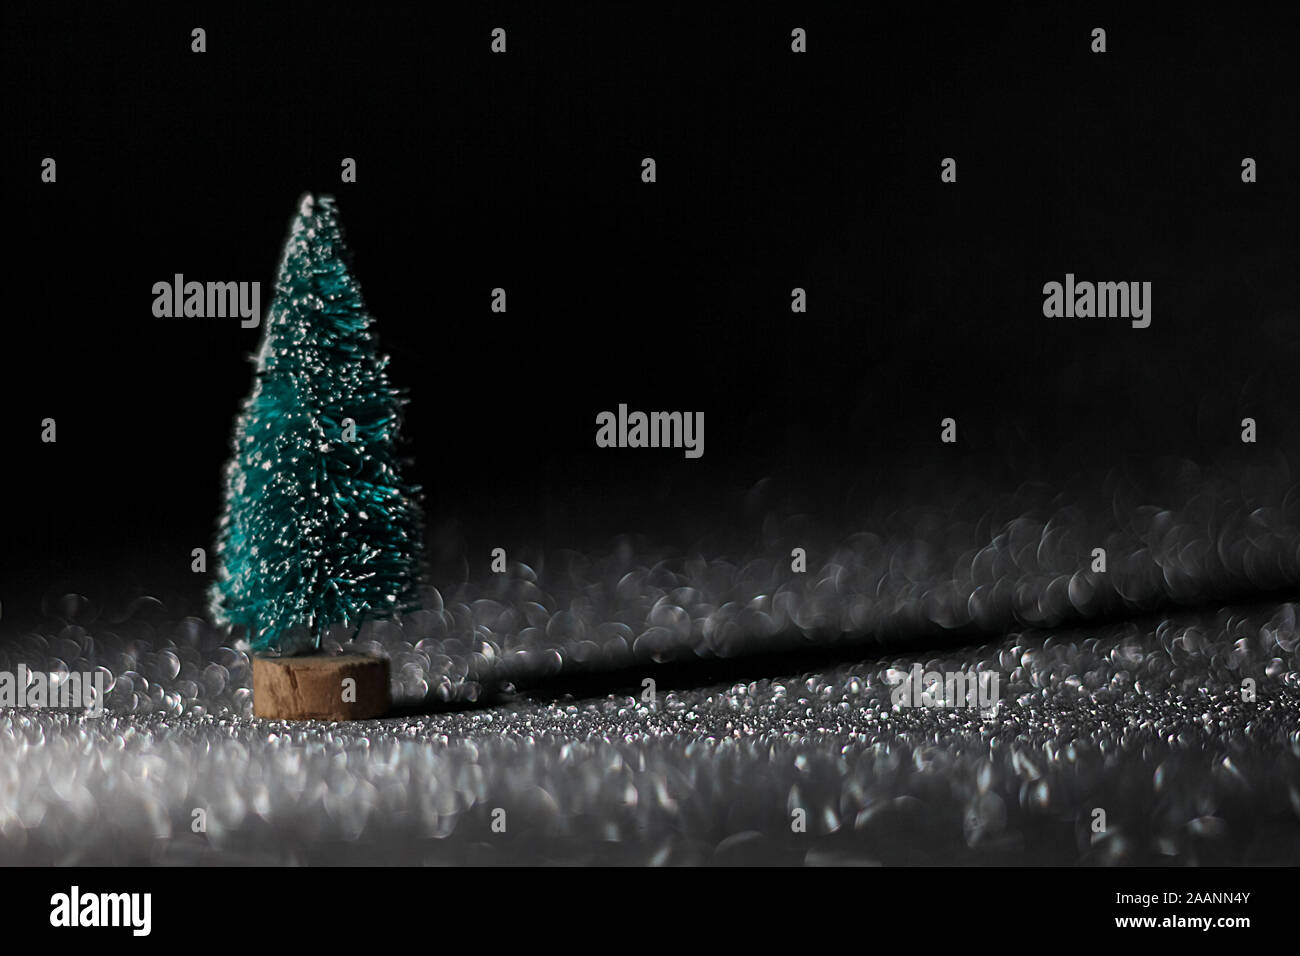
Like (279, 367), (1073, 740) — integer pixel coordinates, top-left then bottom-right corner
(4, 1), (1299, 627)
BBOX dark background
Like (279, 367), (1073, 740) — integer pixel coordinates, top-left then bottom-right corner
(4, 1), (1299, 627)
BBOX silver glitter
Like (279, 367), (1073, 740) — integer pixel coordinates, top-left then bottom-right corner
(4, 457), (1300, 862)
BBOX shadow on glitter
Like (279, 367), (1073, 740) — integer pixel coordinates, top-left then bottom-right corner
(390, 582), (1300, 715)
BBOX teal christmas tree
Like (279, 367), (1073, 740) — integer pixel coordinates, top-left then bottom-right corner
(211, 193), (423, 654)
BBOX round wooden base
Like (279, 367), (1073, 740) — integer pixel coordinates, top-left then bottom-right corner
(252, 653), (391, 721)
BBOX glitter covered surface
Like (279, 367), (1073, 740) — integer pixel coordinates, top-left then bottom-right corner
(3, 457), (1300, 865)
(1, 602), (1298, 865)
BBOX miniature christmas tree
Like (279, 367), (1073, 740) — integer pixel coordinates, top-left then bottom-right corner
(211, 193), (423, 654)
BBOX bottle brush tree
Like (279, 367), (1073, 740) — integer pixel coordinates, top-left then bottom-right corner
(211, 193), (423, 654)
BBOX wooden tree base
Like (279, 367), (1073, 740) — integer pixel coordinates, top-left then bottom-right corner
(253, 653), (391, 720)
